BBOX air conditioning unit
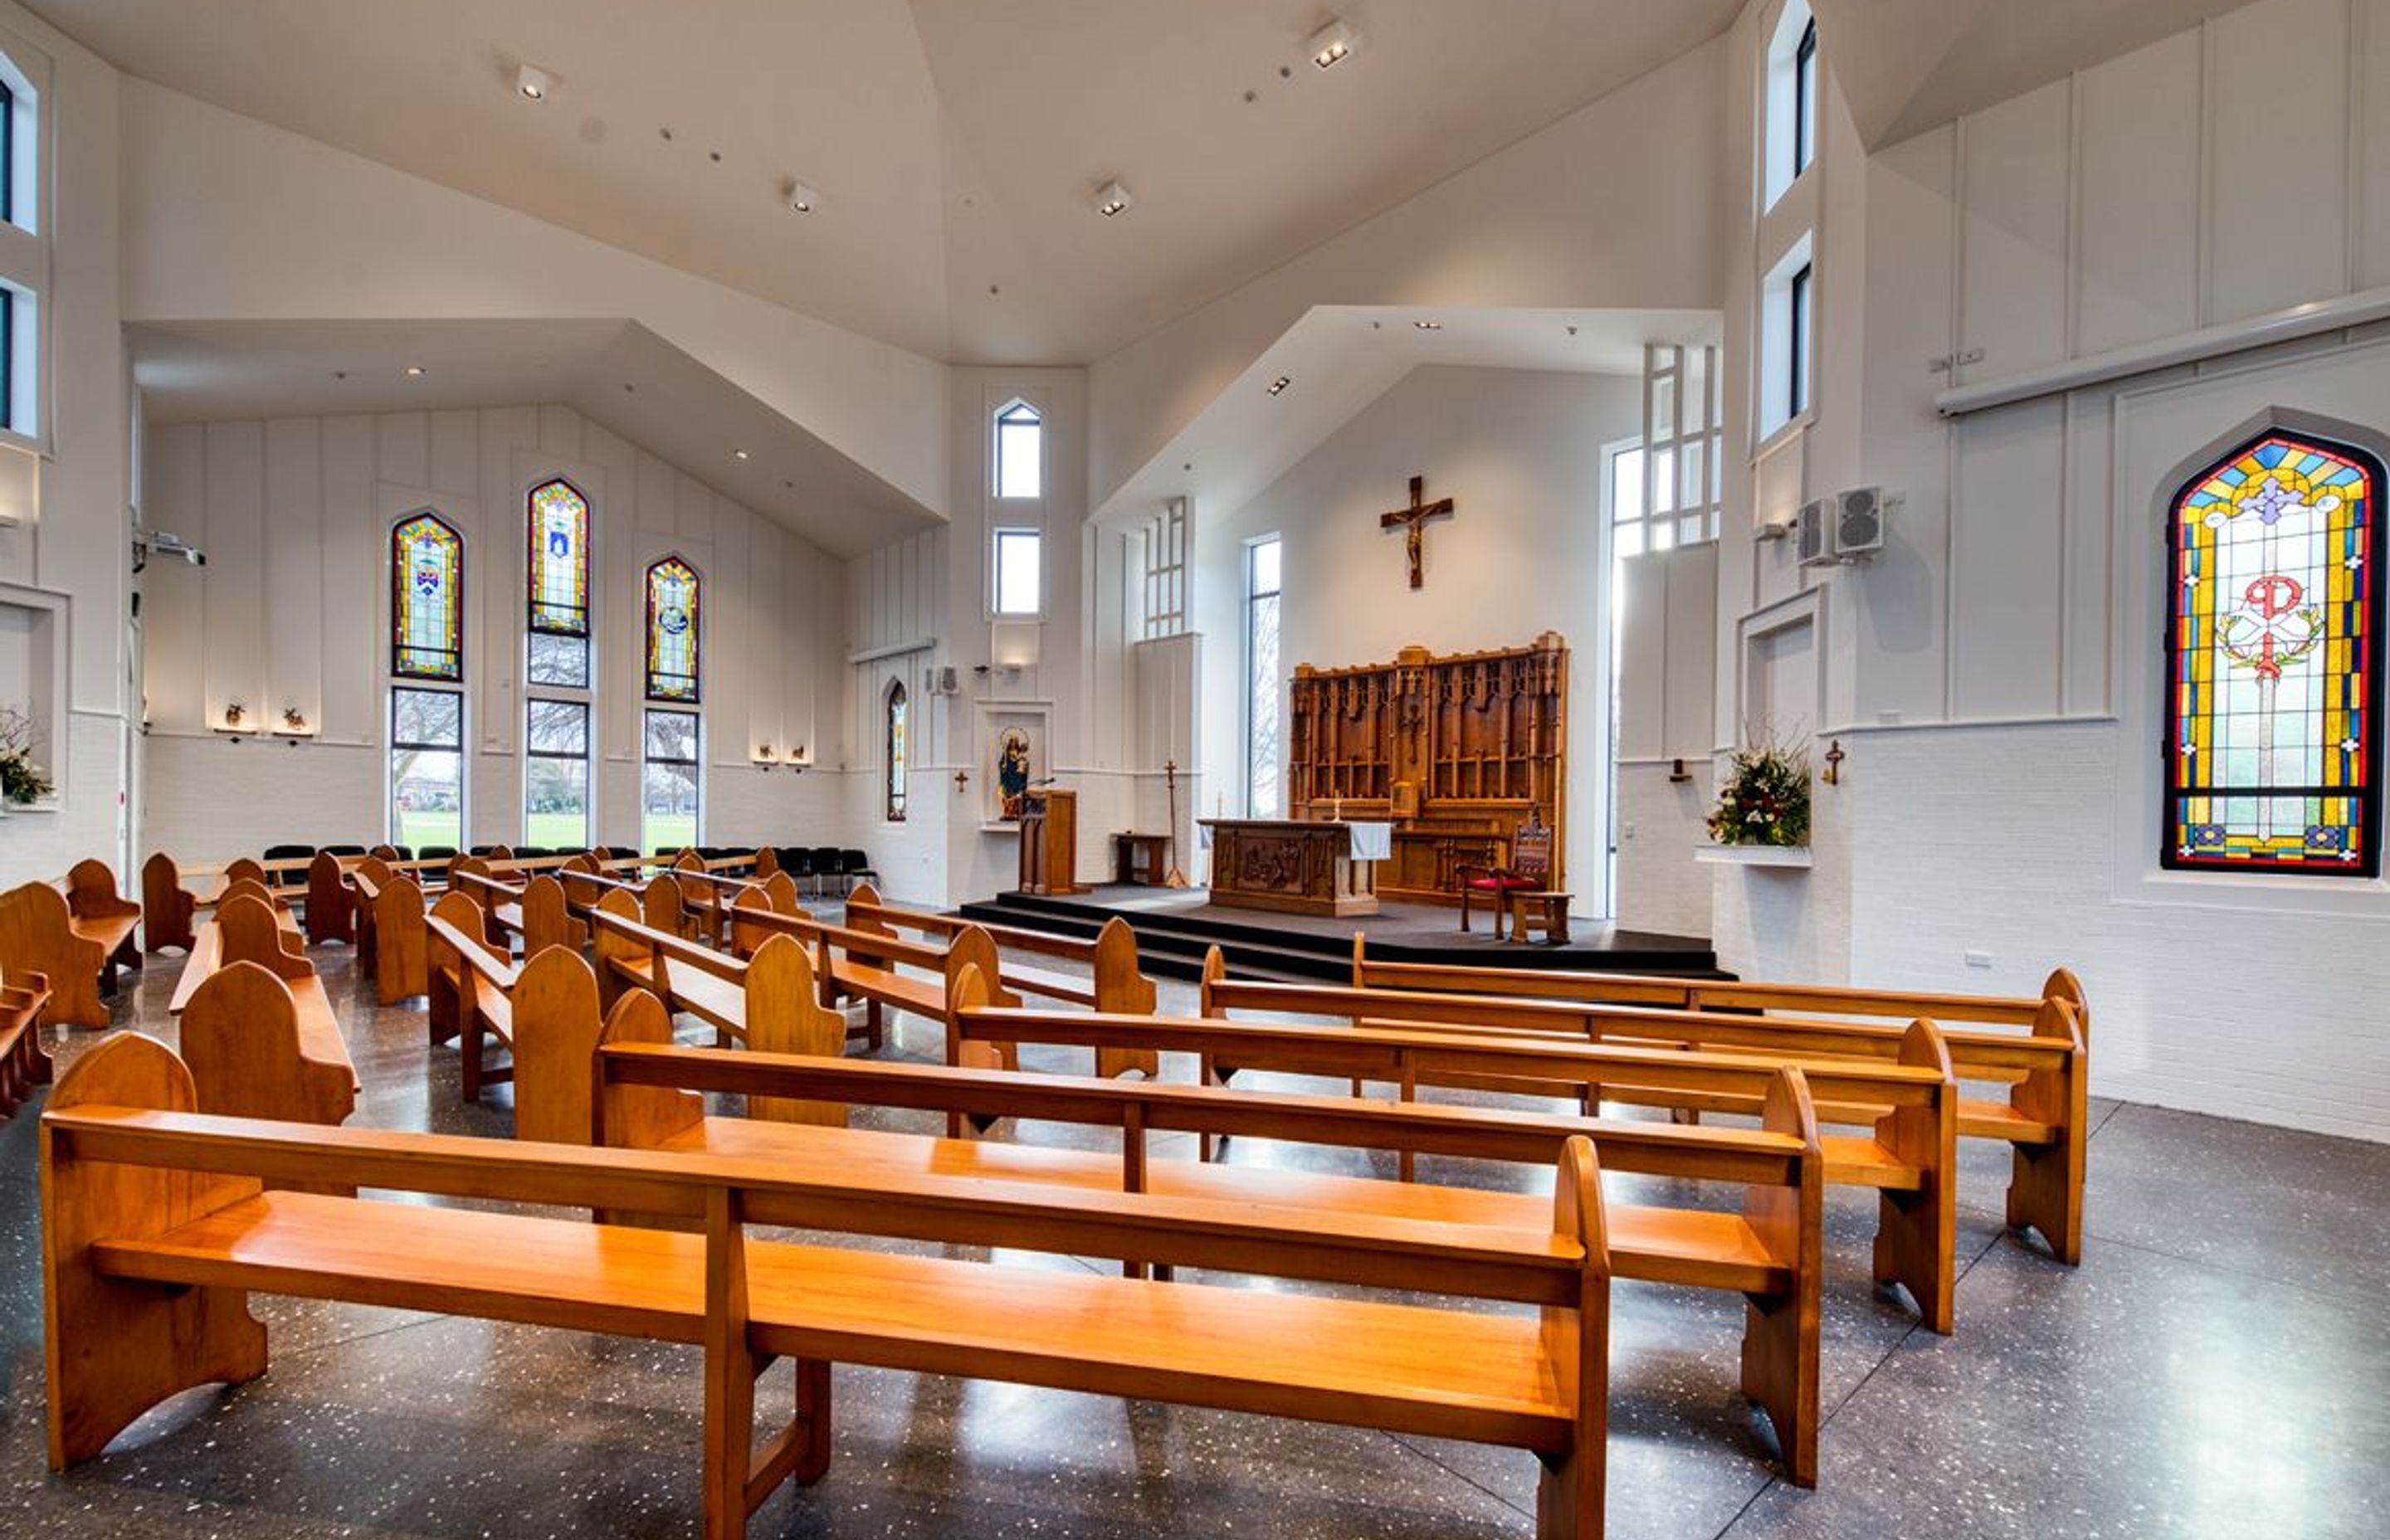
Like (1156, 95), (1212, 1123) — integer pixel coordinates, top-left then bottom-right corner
(1832, 486), (1893, 563)
(1794, 498), (1833, 568)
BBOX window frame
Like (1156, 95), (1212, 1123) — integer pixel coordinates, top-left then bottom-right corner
(1792, 17), (1818, 178)
(523, 696), (593, 850)
(884, 679), (910, 823)
(391, 511), (466, 682)
(641, 706), (704, 855)
(644, 553), (703, 704)
(992, 526), (1044, 618)
(2160, 428), (2385, 879)
(1244, 535), (1284, 819)
(1788, 262), (1812, 419)
(0, 41), (41, 448)
(388, 685), (467, 853)
(993, 398), (1044, 500)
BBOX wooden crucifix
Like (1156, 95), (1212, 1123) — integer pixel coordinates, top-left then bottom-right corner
(1379, 475), (1456, 590)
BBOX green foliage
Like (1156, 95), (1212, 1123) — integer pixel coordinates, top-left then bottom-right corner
(1707, 735), (1811, 848)
(0, 704), (52, 806)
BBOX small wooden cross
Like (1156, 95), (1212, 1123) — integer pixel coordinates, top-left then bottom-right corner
(1379, 475), (1456, 590)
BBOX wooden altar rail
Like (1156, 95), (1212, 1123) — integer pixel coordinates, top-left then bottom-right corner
(1202, 962), (2085, 1268)
(44, 1033), (1613, 1539)
(512, 970), (1819, 1486)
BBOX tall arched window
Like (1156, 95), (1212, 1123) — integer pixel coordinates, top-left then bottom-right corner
(645, 555), (701, 703)
(885, 680), (910, 822)
(525, 480), (593, 847)
(528, 479), (590, 640)
(2166, 429), (2383, 876)
(393, 512), (464, 680)
(994, 399), (1043, 499)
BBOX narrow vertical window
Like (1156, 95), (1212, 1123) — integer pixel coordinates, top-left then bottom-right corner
(1788, 263), (1812, 419)
(885, 680), (910, 822)
(393, 513), (464, 680)
(525, 699), (591, 850)
(391, 687), (466, 855)
(1246, 537), (1283, 818)
(645, 555), (701, 703)
(1792, 18), (1818, 177)
(528, 480), (590, 640)
(642, 709), (702, 855)
(993, 528), (1042, 616)
(995, 400), (1043, 499)
(2166, 431), (2383, 875)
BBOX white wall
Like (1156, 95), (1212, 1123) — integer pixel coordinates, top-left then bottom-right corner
(1193, 365), (1640, 904)
(1616, 542), (1719, 935)
(1710, 0), (2390, 1138)
(138, 402), (841, 862)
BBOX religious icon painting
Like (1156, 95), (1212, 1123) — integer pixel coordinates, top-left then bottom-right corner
(997, 727), (1033, 820)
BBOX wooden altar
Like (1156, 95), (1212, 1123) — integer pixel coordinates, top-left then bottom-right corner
(1200, 820), (1384, 918)
(1285, 631), (1568, 904)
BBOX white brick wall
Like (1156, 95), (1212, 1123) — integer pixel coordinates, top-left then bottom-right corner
(1615, 763), (1714, 937)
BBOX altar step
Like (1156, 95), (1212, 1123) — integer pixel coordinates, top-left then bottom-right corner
(954, 888), (1725, 987)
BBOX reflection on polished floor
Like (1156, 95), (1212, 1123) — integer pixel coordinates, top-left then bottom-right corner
(2, 947), (2383, 1540)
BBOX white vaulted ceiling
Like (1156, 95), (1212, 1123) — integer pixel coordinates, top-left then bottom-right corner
(27, 0), (1744, 364)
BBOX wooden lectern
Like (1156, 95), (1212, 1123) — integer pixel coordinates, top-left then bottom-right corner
(1017, 787), (1087, 894)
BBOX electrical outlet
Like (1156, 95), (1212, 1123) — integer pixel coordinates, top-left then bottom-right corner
(1963, 949), (1994, 969)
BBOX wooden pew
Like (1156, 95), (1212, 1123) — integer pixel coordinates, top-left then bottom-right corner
(1216, 958), (2088, 1265)
(842, 884), (1160, 1079)
(511, 956), (1822, 1483)
(43, 1033), (1614, 1539)
(347, 858), (430, 1006)
(455, 869), (589, 961)
(139, 852), (201, 954)
(725, 895), (1019, 1059)
(424, 891), (523, 1102)
(171, 894), (358, 1131)
(304, 850), (356, 946)
(0, 867), (141, 1031)
(1351, 933), (2091, 1042)
(586, 892), (851, 1082)
(957, 1000), (1961, 1334)
(0, 961), (54, 1121)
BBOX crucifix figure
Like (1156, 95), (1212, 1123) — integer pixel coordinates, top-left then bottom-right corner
(1379, 475), (1456, 590)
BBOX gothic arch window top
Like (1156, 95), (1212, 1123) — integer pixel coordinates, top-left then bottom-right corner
(528, 478), (591, 636)
(2165, 428), (2383, 877)
(645, 554), (701, 704)
(393, 511), (465, 681)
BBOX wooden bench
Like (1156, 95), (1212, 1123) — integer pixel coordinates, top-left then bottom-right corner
(139, 852), (202, 954)
(726, 897), (1019, 1060)
(0, 961), (53, 1121)
(958, 998), (1962, 1333)
(454, 869), (590, 961)
(423, 891), (527, 1103)
(43, 1033), (1613, 1539)
(1352, 934), (2090, 1042)
(346, 858), (430, 1006)
(842, 883), (1161, 1078)
(510, 955), (1822, 1483)
(0, 865), (143, 1030)
(1224, 956), (2088, 1265)
(169, 893), (358, 1131)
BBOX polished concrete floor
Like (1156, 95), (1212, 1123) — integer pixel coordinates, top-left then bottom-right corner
(2, 941), (2383, 1538)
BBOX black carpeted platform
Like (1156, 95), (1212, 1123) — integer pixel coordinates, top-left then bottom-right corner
(955, 884), (1722, 984)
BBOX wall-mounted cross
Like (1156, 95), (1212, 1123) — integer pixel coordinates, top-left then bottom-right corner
(1379, 475), (1456, 590)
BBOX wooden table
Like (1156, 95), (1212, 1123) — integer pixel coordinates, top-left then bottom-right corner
(1111, 832), (1172, 886)
(1500, 889), (1573, 945)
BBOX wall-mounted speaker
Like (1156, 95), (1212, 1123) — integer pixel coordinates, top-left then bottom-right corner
(1834, 486), (1888, 562)
(1795, 498), (1833, 568)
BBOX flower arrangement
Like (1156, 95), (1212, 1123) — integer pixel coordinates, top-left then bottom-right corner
(0, 704), (54, 806)
(1706, 734), (1810, 849)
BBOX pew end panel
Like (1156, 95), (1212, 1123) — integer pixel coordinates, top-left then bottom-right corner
(1535, 1135), (1610, 1540)
(593, 889), (653, 1012)
(512, 948), (618, 1147)
(2007, 999), (2088, 1265)
(179, 961), (358, 1143)
(39, 1036), (271, 1468)
(1734, 1066), (1824, 1487)
(140, 853), (199, 954)
(1869, 1021), (1959, 1333)
(0, 881), (113, 1029)
(945, 928), (1021, 1071)
(217, 895), (313, 982)
(744, 935), (849, 1128)
(305, 851), (356, 947)
(373, 875), (430, 1006)
(1090, 918), (1160, 1079)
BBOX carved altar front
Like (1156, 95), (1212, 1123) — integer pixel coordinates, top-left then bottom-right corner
(1285, 631), (1568, 904)
(1200, 820), (1382, 917)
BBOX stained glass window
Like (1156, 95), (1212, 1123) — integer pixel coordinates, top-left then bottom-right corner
(2166, 431), (2383, 876)
(885, 680), (909, 822)
(393, 513), (464, 680)
(528, 479), (590, 636)
(645, 555), (701, 703)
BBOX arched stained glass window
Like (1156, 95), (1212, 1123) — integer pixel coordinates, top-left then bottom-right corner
(645, 555), (701, 703)
(528, 479), (590, 636)
(2166, 430), (2383, 876)
(393, 512), (464, 680)
(885, 680), (909, 822)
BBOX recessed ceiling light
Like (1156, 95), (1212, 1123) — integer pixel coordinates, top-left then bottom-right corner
(402, 365), (427, 377)
(1095, 179), (1134, 218)
(1413, 320), (1444, 331)
(785, 179), (820, 214)
(733, 449), (750, 461)
(515, 63), (552, 102)
(1308, 19), (1360, 70)
(1267, 376), (1292, 396)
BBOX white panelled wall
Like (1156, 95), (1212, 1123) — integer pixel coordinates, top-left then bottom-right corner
(1713, 0), (2390, 1138)
(139, 402), (844, 863)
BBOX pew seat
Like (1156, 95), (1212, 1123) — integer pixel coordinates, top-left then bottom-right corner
(0, 966), (52, 1119)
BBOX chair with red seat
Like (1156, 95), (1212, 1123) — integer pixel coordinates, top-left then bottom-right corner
(1456, 808), (1553, 935)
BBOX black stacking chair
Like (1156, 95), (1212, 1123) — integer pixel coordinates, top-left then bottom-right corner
(778, 847), (817, 897)
(261, 844), (315, 894)
(810, 846), (846, 897)
(419, 846), (458, 863)
(515, 846), (554, 860)
(469, 846), (500, 858)
(840, 850), (878, 889)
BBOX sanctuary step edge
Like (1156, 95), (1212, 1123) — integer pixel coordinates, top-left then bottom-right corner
(956, 889), (1727, 986)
